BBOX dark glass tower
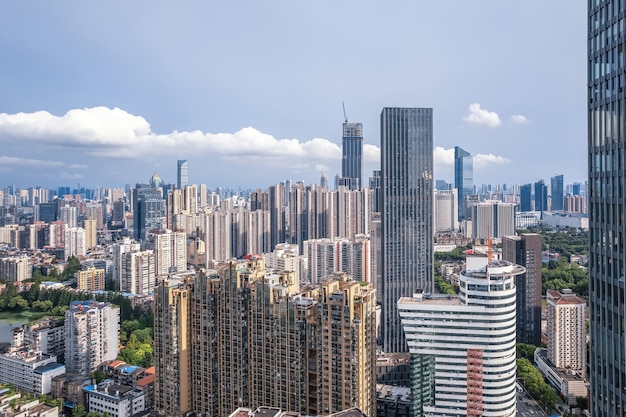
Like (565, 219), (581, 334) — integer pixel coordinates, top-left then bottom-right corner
(588, 2), (626, 415)
(502, 233), (542, 346)
(341, 122), (363, 190)
(520, 183), (532, 212)
(381, 107), (434, 353)
(454, 146), (473, 220)
(534, 180), (547, 212)
(550, 174), (564, 211)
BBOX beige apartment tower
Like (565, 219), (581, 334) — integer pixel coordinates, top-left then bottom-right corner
(153, 258), (377, 417)
(154, 278), (193, 416)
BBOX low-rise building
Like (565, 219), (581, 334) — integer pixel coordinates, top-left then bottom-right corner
(83, 381), (146, 417)
(535, 348), (588, 405)
(376, 384), (412, 417)
(0, 351), (65, 394)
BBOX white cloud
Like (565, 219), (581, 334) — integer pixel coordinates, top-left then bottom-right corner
(462, 103), (501, 128)
(474, 153), (511, 169)
(363, 144), (380, 164)
(434, 146), (455, 167)
(0, 155), (64, 168)
(0, 107), (348, 172)
(68, 164), (88, 169)
(510, 114), (528, 124)
(61, 172), (85, 179)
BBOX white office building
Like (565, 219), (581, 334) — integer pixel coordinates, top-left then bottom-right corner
(0, 351), (65, 394)
(398, 254), (524, 417)
(84, 381), (146, 417)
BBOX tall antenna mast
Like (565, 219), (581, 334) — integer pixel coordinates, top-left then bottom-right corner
(342, 102), (348, 123)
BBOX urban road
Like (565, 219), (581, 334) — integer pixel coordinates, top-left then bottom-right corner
(516, 382), (553, 417)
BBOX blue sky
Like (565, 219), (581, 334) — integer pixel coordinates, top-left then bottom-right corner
(0, 1), (587, 190)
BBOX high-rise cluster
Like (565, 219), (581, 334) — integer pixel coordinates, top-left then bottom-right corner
(153, 258), (376, 417)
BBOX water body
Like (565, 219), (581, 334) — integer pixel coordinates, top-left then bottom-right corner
(0, 318), (27, 344)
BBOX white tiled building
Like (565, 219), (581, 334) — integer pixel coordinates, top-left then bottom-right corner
(0, 351), (65, 394)
(546, 289), (586, 376)
(398, 254), (524, 417)
(84, 381), (146, 417)
(65, 300), (120, 374)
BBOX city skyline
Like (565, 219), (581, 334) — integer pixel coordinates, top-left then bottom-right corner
(0, 2), (586, 188)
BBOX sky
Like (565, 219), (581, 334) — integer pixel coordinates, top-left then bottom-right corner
(0, 2), (587, 190)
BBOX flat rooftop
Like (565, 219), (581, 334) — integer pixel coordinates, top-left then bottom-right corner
(398, 294), (463, 306)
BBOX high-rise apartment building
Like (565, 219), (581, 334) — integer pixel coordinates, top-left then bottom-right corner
(588, 2), (625, 415)
(502, 233), (542, 346)
(454, 146), (473, 221)
(303, 235), (370, 285)
(148, 229), (187, 276)
(546, 289), (586, 376)
(398, 254), (524, 417)
(65, 301), (119, 375)
(341, 122), (363, 190)
(154, 277), (192, 416)
(550, 174), (564, 211)
(520, 183), (532, 212)
(76, 267), (105, 291)
(83, 219), (97, 249)
(434, 189), (458, 232)
(121, 250), (156, 295)
(381, 107), (433, 353)
(177, 160), (189, 189)
(0, 256), (31, 282)
(469, 201), (515, 241)
(534, 180), (547, 212)
(153, 258), (376, 417)
(64, 227), (86, 259)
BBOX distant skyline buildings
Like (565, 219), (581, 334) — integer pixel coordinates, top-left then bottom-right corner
(550, 174), (564, 211)
(454, 146), (473, 220)
(340, 122), (363, 190)
(177, 160), (189, 189)
(381, 107), (434, 354)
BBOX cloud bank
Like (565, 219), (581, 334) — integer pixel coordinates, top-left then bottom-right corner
(0, 107), (383, 170)
(0, 107), (512, 183)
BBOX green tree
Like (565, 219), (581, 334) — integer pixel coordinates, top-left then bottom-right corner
(73, 404), (87, 417)
(516, 343), (537, 361)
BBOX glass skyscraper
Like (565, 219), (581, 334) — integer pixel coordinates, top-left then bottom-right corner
(520, 183), (532, 212)
(588, 1), (626, 415)
(341, 122), (363, 190)
(534, 180), (547, 212)
(381, 107), (433, 353)
(177, 160), (189, 189)
(550, 174), (564, 211)
(454, 146), (473, 221)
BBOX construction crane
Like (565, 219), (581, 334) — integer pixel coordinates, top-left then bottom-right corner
(342, 102), (348, 123)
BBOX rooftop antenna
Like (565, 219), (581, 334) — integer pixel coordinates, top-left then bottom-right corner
(342, 102), (348, 123)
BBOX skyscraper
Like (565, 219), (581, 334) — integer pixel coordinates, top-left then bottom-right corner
(550, 174), (564, 211)
(534, 180), (547, 212)
(520, 183), (532, 212)
(341, 122), (363, 190)
(502, 233), (542, 346)
(588, 2), (625, 415)
(454, 146), (473, 220)
(381, 107), (433, 353)
(398, 254), (524, 417)
(177, 160), (189, 189)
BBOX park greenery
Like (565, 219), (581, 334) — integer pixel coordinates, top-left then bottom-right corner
(517, 358), (561, 411)
(1, 256), (154, 369)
